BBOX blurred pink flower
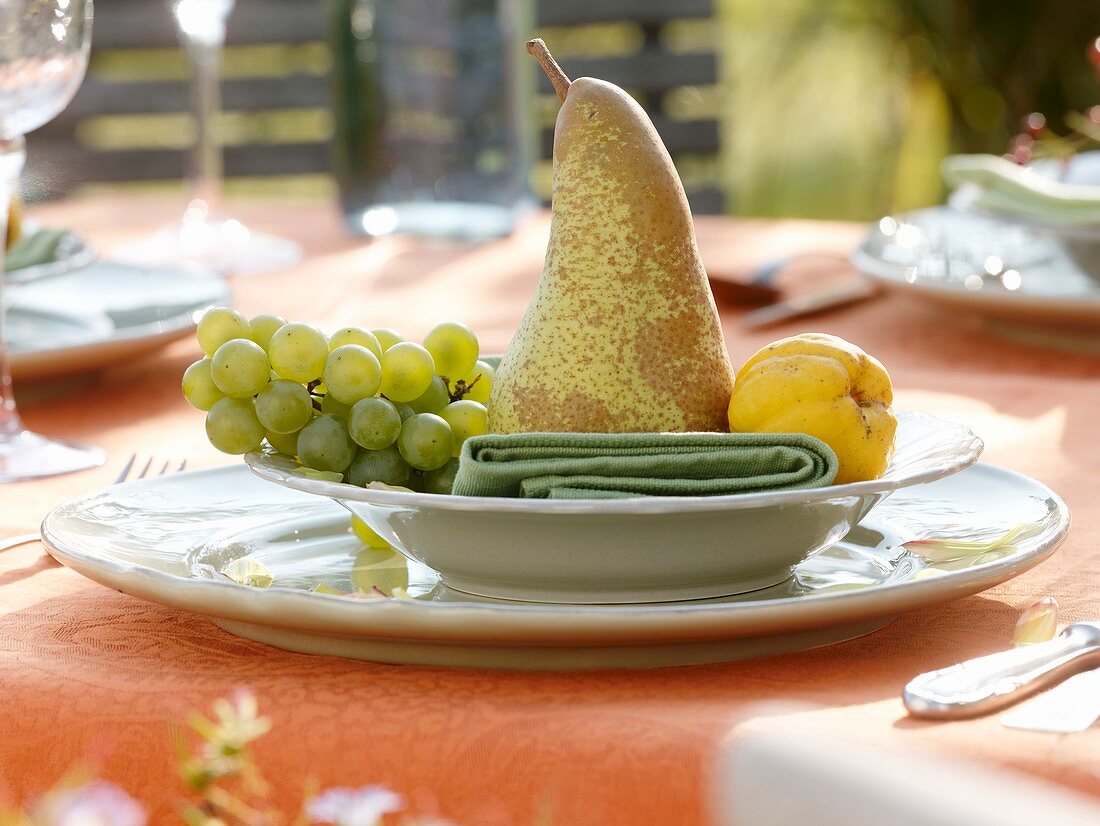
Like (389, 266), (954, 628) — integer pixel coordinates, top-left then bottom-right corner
(308, 785), (404, 826)
(33, 780), (147, 826)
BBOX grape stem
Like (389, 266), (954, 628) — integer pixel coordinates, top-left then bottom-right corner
(446, 373), (481, 403)
(306, 378), (325, 410)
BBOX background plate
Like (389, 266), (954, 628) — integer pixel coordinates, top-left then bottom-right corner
(852, 206), (1100, 332)
(7, 260), (230, 380)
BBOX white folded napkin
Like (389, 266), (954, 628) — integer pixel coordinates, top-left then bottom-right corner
(943, 154), (1100, 224)
(712, 708), (1100, 826)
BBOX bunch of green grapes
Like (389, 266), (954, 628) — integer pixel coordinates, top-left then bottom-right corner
(182, 309), (493, 494)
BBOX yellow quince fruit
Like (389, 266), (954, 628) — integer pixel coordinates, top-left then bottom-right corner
(727, 333), (897, 484)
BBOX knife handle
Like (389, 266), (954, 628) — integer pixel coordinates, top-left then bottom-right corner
(904, 623), (1100, 719)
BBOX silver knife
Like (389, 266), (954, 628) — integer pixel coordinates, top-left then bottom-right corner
(904, 622), (1100, 719)
(738, 279), (878, 330)
(1001, 667), (1100, 733)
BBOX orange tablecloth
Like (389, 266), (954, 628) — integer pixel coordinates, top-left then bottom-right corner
(3, 196), (1100, 823)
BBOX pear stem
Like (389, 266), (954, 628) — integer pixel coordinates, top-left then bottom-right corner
(525, 38), (571, 102)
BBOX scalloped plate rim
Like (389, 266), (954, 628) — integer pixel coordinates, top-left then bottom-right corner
(37, 464), (1068, 635)
(244, 410), (983, 515)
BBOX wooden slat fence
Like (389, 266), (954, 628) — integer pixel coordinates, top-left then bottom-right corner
(28, 0), (722, 213)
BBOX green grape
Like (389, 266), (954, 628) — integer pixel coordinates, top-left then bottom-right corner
(423, 457), (460, 494)
(329, 326), (382, 359)
(351, 546), (408, 594)
(348, 397), (402, 450)
(372, 328), (404, 352)
(323, 344), (382, 404)
(197, 307), (250, 356)
(354, 545), (400, 566)
(347, 445), (411, 487)
(408, 375), (451, 414)
(423, 321), (478, 379)
(460, 359), (494, 404)
(210, 339), (271, 398)
(393, 401), (415, 422)
(380, 342), (435, 403)
(264, 428), (300, 456)
(397, 413), (454, 471)
(351, 515), (391, 549)
(268, 322), (328, 383)
(296, 468), (345, 483)
(297, 414), (356, 472)
(249, 313), (287, 351)
(205, 397), (265, 455)
(320, 393), (351, 420)
(222, 558), (274, 588)
(255, 380), (313, 434)
(182, 358), (224, 411)
(440, 400), (488, 456)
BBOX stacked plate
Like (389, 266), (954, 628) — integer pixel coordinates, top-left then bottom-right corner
(7, 244), (230, 381)
(853, 152), (1100, 349)
(41, 410), (1070, 670)
(948, 151), (1100, 279)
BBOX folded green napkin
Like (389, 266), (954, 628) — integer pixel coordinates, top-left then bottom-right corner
(451, 432), (838, 499)
(6, 228), (69, 272)
(6, 227), (72, 272)
(942, 154), (1100, 224)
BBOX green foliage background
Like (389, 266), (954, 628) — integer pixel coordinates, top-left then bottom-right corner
(720, 0), (1100, 219)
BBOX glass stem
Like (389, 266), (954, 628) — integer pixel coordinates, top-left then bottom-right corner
(187, 35), (224, 213)
(0, 136), (26, 439)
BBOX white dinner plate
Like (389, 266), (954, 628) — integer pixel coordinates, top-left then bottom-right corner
(41, 462), (1068, 670)
(852, 206), (1100, 344)
(7, 260), (231, 380)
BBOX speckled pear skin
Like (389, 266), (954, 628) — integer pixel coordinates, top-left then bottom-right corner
(489, 77), (735, 434)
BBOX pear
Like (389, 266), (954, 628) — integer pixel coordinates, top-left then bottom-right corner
(488, 40), (735, 434)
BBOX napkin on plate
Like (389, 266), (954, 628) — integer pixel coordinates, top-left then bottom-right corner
(6, 228), (70, 272)
(942, 154), (1100, 224)
(451, 432), (838, 499)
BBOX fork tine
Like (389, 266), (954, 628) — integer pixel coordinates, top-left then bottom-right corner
(115, 453), (136, 485)
(118, 455), (187, 484)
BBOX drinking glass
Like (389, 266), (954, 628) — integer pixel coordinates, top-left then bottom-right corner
(120, 0), (302, 276)
(329, 0), (534, 239)
(0, 0), (103, 482)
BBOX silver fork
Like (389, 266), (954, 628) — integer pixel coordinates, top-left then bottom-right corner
(114, 454), (187, 484)
(0, 454), (187, 553)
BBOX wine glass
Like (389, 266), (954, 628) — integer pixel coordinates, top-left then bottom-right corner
(118, 0), (301, 276)
(0, 0), (103, 482)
